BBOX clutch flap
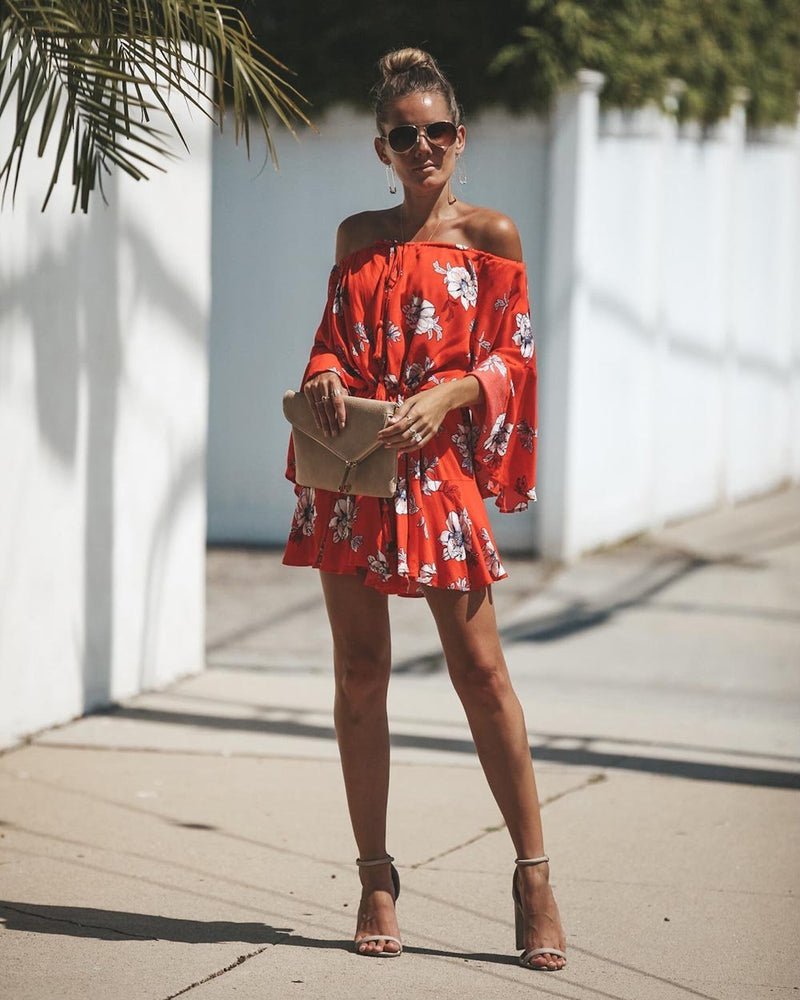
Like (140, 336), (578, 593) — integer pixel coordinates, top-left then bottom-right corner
(283, 390), (396, 463)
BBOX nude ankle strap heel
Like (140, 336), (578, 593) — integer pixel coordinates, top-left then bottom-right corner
(513, 855), (567, 969)
(354, 854), (402, 957)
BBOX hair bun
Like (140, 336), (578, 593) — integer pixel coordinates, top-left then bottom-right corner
(379, 48), (437, 81)
(373, 48), (461, 128)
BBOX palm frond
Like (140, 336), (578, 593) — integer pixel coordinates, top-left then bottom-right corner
(0, 1), (313, 212)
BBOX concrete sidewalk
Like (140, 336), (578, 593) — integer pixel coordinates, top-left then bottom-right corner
(1, 488), (799, 999)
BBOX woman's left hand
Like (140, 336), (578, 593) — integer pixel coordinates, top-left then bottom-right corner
(377, 384), (455, 454)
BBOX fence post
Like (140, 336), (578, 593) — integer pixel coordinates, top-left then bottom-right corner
(720, 86), (749, 505)
(539, 69), (604, 561)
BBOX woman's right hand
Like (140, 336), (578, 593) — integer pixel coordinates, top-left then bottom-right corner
(303, 371), (348, 437)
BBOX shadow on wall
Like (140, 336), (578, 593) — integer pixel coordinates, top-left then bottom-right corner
(0, 178), (205, 719)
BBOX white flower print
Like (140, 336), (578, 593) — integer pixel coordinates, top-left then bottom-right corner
(440, 511), (466, 561)
(475, 354), (507, 378)
(494, 291), (510, 313)
(329, 496), (357, 543)
(353, 321), (372, 354)
(397, 547), (409, 576)
(433, 259), (478, 310)
(394, 475), (419, 515)
(479, 528), (505, 579)
(350, 533), (364, 552)
(332, 280), (343, 314)
(451, 423), (479, 473)
(367, 550), (391, 581)
(416, 563), (437, 585)
(512, 312), (534, 359)
(386, 321), (403, 343)
(403, 357), (434, 393)
(484, 413), (514, 457)
(516, 419), (536, 453)
(394, 477), (408, 515)
(292, 487), (317, 536)
(439, 508), (473, 562)
(403, 295), (442, 340)
(411, 455), (442, 495)
(477, 334), (492, 355)
(447, 578), (470, 591)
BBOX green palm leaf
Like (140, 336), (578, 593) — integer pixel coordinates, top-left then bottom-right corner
(0, 1), (313, 212)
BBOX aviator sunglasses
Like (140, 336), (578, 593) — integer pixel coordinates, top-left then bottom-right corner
(380, 121), (458, 153)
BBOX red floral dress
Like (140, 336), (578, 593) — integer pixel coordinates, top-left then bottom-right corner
(283, 240), (538, 597)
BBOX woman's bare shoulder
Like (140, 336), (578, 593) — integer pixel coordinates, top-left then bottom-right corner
(335, 210), (397, 264)
(463, 207), (524, 262)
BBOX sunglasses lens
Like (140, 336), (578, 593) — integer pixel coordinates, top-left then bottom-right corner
(388, 126), (418, 152)
(386, 122), (458, 152)
(426, 122), (457, 147)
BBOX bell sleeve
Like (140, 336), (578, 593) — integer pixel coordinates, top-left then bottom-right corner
(468, 263), (538, 512)
(300, 265), (363, 390)
(286, 264), (366, 484)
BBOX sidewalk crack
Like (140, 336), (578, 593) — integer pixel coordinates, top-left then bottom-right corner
(410, 772), (605, 868)
(163, 947), (270, 999)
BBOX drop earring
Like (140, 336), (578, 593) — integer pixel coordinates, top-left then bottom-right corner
(386, 163), (397, 195)
(456, 155), (467, 186)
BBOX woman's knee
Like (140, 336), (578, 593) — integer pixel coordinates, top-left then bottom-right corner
(451, 657), (512, 713)
(334, 637), (391, 705)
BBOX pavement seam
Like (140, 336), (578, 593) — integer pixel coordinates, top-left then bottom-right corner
(161, 947), (270, 999)
(410, 772), (605, 869)
(0, 902), (155, 940)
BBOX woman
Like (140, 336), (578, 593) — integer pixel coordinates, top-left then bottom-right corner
(283, 48), (566, 971)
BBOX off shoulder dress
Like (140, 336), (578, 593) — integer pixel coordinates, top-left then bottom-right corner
(283, 240), (538, 597)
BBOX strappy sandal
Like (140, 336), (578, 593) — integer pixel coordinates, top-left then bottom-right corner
(513, 855), (567, 970)
(353, 854), (402, 957)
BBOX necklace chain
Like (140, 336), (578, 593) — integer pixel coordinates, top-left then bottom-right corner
(399, 199), (456, 244)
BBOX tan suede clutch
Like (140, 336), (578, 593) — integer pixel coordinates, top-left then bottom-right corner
(283, 391), (399, 497)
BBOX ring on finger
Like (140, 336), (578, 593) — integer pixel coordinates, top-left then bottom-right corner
(332, 389), (341, 397)
(319, 395), (329, 402)
(412, 430), (423, 444)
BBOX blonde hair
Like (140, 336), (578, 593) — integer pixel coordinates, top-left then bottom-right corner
(374, 48), (461, 130)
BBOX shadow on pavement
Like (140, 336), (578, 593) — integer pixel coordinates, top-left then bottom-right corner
(97, 704), (800, 789)
(0, 902), (291, 943)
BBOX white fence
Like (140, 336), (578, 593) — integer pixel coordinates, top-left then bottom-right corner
(0, 95), (211, 747)
(207, 75), (800, 560)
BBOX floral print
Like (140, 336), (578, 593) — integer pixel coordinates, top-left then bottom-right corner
(513, 312), (534, 359)
(329, 496), (357, 543)
(403, 295), (442, 340)
(289, 487), (317, 543)
(452, 422), (479, 473)
(433, 259), (478, 310)
(484, 413), (514, 458)
(284, 241), (538, 596)
(479, 527), (505, 579)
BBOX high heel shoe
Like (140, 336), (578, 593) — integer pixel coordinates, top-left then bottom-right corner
(353, 854), (402, 957)
(513, 855), (567, 970)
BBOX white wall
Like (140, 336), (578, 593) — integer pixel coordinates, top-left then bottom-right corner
(0, 88), (212, 746)
(207, 82), (800, 561)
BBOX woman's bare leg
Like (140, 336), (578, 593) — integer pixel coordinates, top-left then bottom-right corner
(320, 570), (400, 955)
(423, 584), (566, 970)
